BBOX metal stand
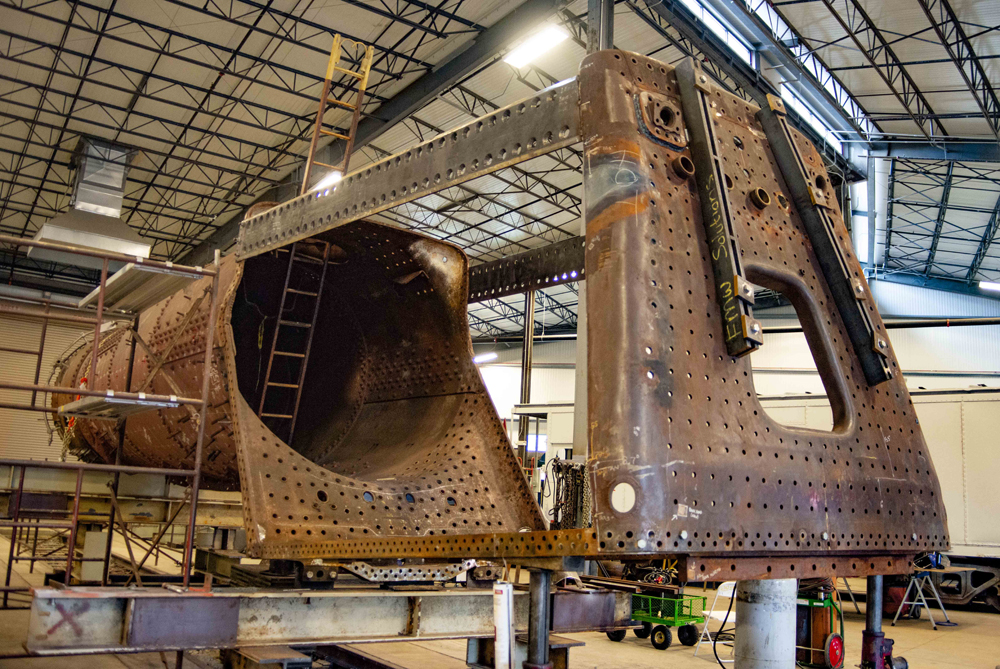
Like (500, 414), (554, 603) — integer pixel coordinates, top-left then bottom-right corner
(861, 576), (908, 669)
(525, 569), (552, 669)
(840, 577), (862, 614)
(0, 234), (221, 610)
(891, 572), (954, 630)
(734, 579), (796, 669)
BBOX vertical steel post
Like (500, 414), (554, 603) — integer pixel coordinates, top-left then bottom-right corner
(103, 318), (139, 586)
(867, 575), (883, 634)
(867, 154), (877, 268)
(734, 579), (796, 669)
(182, 250), (221, 587)
(525, 568), (552, 669)
(860, 575), (907, 669)
(517, 291), (535, 463)
(29, 308), (48, 407)
(2, 467), (25, 608)
(587, 0), (614, 52)
(88, 258), (109, 385)
(64, 468), (83, 585)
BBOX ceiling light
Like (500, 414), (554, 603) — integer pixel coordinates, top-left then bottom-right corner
(503, 25), (569, 69)
(473, 352), (498, 364)
(979, 280), (1000, 292)
(313, 170), (342, 192)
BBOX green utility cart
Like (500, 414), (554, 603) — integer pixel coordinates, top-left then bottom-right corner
(606, 593), (707, 650)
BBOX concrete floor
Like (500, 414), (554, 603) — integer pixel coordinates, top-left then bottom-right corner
(1, 536), (998, 668)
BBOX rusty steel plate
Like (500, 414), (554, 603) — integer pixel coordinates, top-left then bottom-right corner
(581, 51), (947, 559)
(54, 260), (241, 489)
(223, 222), (545, 558)
(52, 51), (949, 577)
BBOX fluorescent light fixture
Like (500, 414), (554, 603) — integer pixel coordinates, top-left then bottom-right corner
(503, 25), (569, 69)
(979, 280), (1000, 292)
(313, 170), (342, 192)
(473, 352), (498, 364)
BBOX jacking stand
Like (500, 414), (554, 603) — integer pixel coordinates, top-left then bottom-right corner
(861, 576), (908, 669)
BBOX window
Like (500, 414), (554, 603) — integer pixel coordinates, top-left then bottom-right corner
(780, 85), (843, 154)
(678, 0), (754, 65)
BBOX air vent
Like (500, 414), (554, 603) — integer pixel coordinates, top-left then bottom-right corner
(28, 138), (149, 271)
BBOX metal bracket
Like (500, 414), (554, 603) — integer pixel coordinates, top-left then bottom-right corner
(343, 559), (477, 582)
(757, 89), (891, 384)
(676, 58), (760, 358)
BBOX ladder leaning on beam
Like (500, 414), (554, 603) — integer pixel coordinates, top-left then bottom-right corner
(257, 240), (332, 444)
(300, 34), (375, 196)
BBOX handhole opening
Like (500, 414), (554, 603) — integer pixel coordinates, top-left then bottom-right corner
(745, 270), (851, 433)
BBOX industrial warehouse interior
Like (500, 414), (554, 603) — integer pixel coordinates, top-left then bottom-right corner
(0, 0), (999, 667)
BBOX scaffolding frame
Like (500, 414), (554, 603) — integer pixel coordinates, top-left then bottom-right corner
(0, 233), (221, 606)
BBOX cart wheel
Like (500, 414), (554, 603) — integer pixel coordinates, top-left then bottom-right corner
(909, 604), (922, 619)
(606, 630), (627, 642)
(824, 633), (845, 669)
(650, 625), (672, 650)
(678, 624), (699, 646)
(634, 622), (652, 639)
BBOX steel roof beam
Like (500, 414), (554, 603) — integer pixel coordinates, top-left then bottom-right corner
(695, 0), (875, 139)
(916, 0), (1000, 138)
(921, 160), (953, 276)
(873, 141), (1000, 162)
(872, 272), (1000, 299)
(626, 0), (864, 178)
(0, 29), (332, 138)
(966, 193), (1000, 284)
(2, 2), (387, 109)
(819, 0), (947, 140)
(180, 0), (574, 266)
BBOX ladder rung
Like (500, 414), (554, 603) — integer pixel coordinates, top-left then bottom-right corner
(312, 161), (341, 170)
(320, 130), (351, 140)
(327, 98), (356, 110)
(273, 351), (305, 358)
(261, 413), (293, 419)
(334, 67), (364, 79)
(267, 382), (300, 388)
(292, 255), (323, 265)
(286, 288), (319, 296)
(279, 320), (312, 328)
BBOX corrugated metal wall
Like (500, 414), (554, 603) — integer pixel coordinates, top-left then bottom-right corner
(0, 315), (90, 461)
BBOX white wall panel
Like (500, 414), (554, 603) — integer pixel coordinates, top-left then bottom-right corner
(0, 316), (90, 461)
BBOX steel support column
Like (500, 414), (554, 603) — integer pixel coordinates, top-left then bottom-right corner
(860, 575), (908, 669)
(517, 291), (536, 462)
(526, 569), (553, 669)
(867, 153), (877, 267)
(587, 0), (614, 53)
(734, 579), (796, 669)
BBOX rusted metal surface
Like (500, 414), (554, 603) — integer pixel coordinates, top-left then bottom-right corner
(52, 259), (239, 489)
(53, 220), (545, 555)
(226, 222), (544, 558)
(581, 51), (947, 559)
(678, 553), (916, 583)
(468, 236), (585, 303)
(49, 51), (948, 576)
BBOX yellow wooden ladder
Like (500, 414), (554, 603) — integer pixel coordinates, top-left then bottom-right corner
(300, 34), (374, 195)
